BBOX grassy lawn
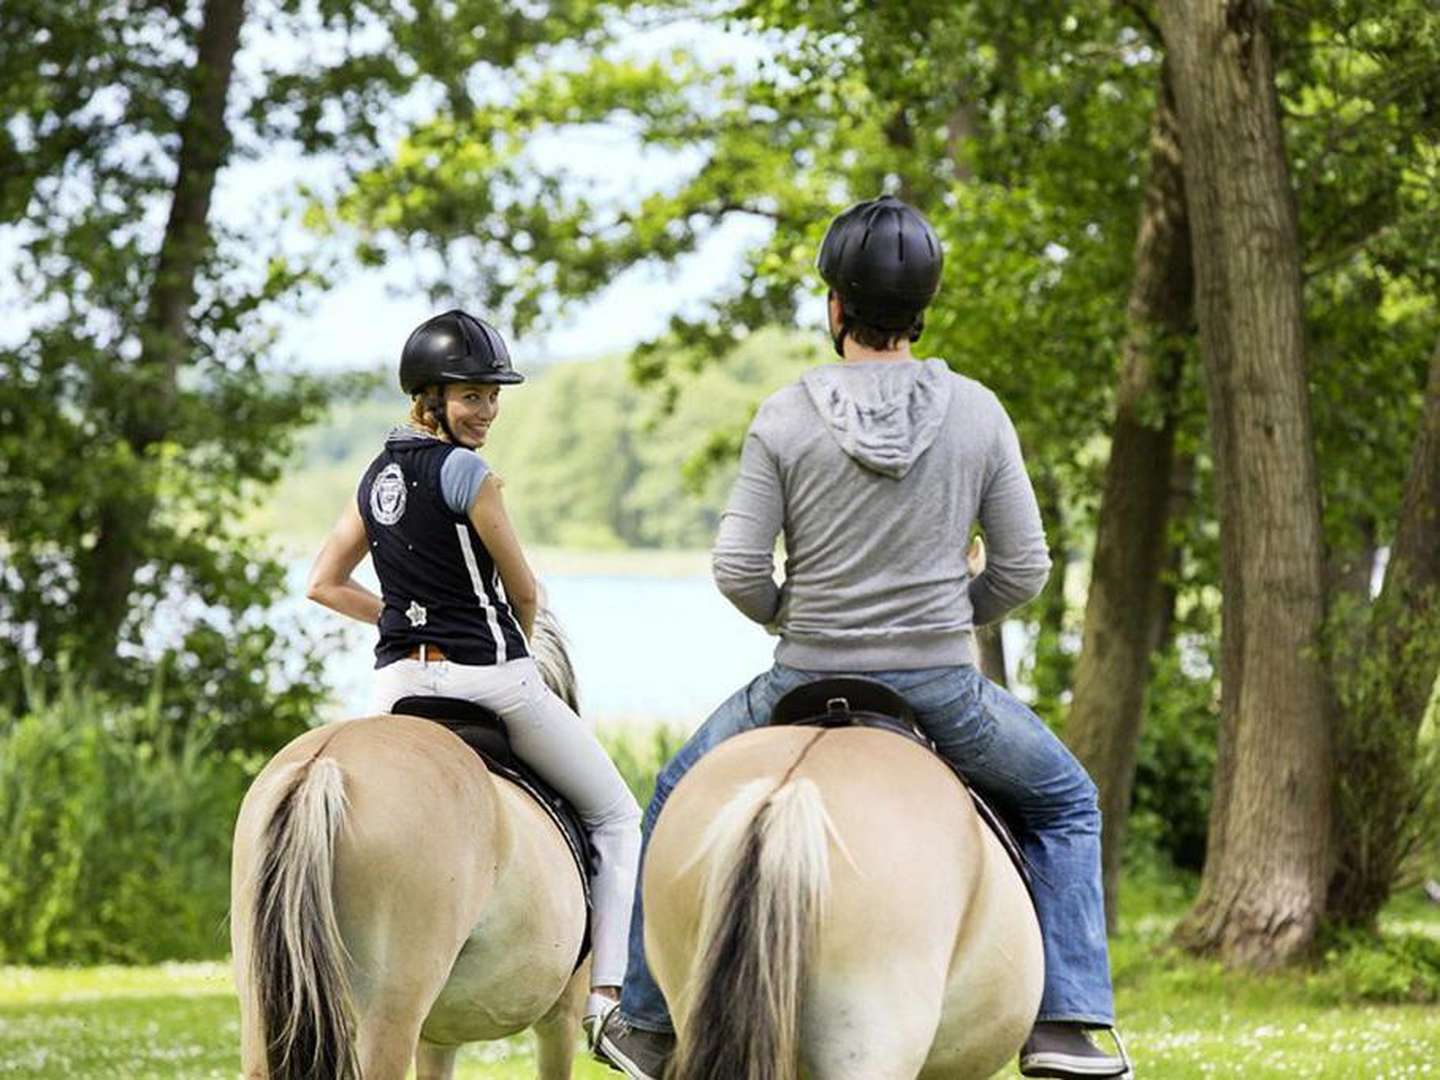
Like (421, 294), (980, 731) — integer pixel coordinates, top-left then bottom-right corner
(2, 888), (1438, 1077)
(0, 963), (613, 1079)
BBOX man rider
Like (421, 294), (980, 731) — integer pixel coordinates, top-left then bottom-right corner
(590, 195), (1129, 1080)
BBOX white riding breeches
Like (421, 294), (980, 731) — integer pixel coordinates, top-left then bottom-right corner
(374, 656), (641, 987)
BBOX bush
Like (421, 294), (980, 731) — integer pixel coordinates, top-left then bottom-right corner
(599, 724), (687, 810)
(1309, 927), (1440, 1004)
(1127, 646), (1219, 875)
(0, 681), (255, 964)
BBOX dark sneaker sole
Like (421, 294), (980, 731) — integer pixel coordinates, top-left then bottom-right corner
(592, 1033), (667, 1080)
(1020, 1054), (1132, 1080)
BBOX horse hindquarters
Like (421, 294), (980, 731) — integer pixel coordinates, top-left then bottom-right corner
(233, 719), (504, 1080)
(646, 728), (1043, 1080)
(922, 825), (1043, 1079)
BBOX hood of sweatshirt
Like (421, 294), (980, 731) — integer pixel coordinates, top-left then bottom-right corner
(799, 358), (954, 479)
(384, 425), (445, 450)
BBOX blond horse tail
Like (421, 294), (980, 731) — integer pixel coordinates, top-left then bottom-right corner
(670, 774), (835, 1080)
(246, 756), (360, 1080)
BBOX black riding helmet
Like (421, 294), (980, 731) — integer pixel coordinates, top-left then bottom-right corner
(817, 195), (943, 354)
(398, 309), (524, 395)
(400, 309), (522, 447)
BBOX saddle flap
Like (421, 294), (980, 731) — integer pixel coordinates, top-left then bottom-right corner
(390, 695), (514, 768)
(388, 694), (596, 969)
(770, 676), (916, 728)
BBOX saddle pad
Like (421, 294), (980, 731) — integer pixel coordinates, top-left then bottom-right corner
(390, 696), (595, 969)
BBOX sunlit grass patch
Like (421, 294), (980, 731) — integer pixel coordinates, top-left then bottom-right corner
(0, 962), (233, 1006)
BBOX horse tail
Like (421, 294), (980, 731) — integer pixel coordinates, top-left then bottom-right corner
(244, 755), (360, 1080)
(529, 603), (580, 711)
(670, 773), (835, 1080)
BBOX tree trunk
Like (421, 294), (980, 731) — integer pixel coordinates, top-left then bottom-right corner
(1160, 0), (1334, 968)
(1029, 472), (1073, 718)
(976, 625), (1008, 687)
(946, 95), (976, 184)
(1328, 338), (1440, 926)
(1150, 451), (1196, 656)
(75, 0), (248, 673)
(883, 105), (917, 204)
(1067, 61), (1193, 933)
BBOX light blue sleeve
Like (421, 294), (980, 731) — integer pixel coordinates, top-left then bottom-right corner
(440, 451), (491, 516)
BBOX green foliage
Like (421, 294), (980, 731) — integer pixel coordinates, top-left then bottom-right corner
(0, 0), (343, 742)
(599, 724), (686, 810)
(1127, 648), (1219, 875)
(1310, 927), (1440, 1005)
(0, 681), (253, 964)
(1324, 588), (1440, 925)
(2, 0), (664, 752)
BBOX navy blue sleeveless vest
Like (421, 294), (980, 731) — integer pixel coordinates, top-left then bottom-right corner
(358, 431), (529, 668)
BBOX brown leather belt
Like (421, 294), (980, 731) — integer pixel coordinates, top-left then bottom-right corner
(406, 643), (450, 663)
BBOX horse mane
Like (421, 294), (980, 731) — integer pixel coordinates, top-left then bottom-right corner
(529, 604), (580, 713)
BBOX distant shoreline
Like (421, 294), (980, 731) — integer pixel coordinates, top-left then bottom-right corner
(531, 547), (710, 578)
(273, 541), (713, 579)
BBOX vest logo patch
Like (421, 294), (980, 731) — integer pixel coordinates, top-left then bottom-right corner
(370, 463), (407, 525)
(405, 601), (428, 627)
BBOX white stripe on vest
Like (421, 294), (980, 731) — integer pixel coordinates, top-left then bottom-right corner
(489, 564), (529, 648)
(455, 523), (507, 664)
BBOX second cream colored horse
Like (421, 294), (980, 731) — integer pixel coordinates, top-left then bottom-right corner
(230, 618), (589, 1079)
(644, 724), (1044, 1080)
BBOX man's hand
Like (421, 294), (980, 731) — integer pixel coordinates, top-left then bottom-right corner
(966, 535), (987, 578)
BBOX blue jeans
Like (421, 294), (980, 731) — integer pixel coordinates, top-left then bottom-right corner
(619, 662), (1115, 1030)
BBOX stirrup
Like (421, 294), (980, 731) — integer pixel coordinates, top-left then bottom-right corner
(1101, 1028), (1133, 1078)
(584, 1000), (617, 1052)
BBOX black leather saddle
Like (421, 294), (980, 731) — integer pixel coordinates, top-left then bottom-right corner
(391, 696), (594, 969)
(769, 676), (1033, 893)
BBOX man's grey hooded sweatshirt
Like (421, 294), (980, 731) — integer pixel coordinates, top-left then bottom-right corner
(713, 357), (1051, 671)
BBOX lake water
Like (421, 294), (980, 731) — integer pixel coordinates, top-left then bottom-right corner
(297, 562), (779, 730)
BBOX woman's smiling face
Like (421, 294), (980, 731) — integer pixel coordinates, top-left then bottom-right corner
(444, 382), (501, 447)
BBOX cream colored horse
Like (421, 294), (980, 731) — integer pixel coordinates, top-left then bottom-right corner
(644, 723), (1044, 1080)
(230, 618), (588, 1079)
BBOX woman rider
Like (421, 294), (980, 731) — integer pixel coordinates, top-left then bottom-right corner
(306, 308), (642, 1029)
(591, 198), (1128, 1079)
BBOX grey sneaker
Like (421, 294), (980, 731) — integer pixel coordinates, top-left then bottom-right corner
(1019, 1022), (1132, 1078)
(586, 1003), (675, 1080)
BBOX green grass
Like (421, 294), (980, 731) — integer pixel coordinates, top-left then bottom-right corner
(1106, 896), (1440, 1078)
(3, 888), (1439, 1077)
(0, 963), (613, 1078)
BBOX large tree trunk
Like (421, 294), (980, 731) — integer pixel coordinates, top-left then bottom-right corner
(1067, 61), (1193, 932)
(1328, 339), (1440, 926)
(1160, 0), (1334, 967)
(74, 0), (248, 673)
